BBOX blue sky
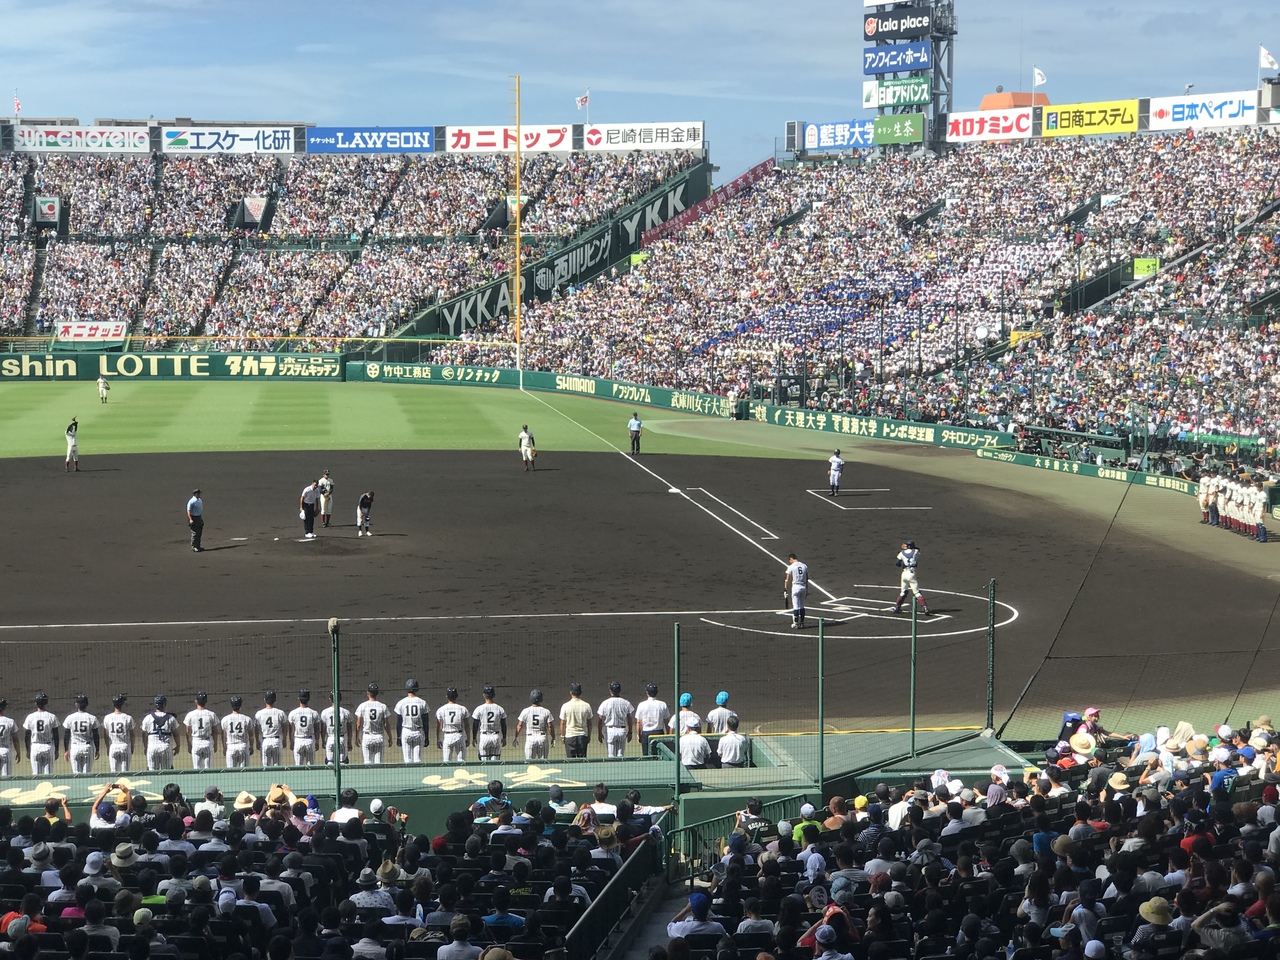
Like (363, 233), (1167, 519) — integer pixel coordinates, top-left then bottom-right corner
(2, 0), (1277, 182)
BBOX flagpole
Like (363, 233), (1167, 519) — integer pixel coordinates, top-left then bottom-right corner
(1259, 43), (1263, 96)
(585, 88), (590, 126)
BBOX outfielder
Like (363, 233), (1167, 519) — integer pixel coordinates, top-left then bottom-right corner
(516, 689), (555, 760)
(472, 686), (507, 761)
(256, 690), (287, 767)
(321, 692), (352, 764)
(65, 417), (79, 472)
(63, 695), (100, 774)
(436, 687), (470, 763)
(317, 470), (335, 528)
(102, 695), (134, 773)
(0, 700), (17, 776)
(97, 375), (110, 404)
(140, 696), (179, 771)
(221, 696), (255, 768)
(892, 540), (930, 615)
(24, 694), (59, 775)
(356, 491), (375, 537)
(828, 449), (844, 496)
(394, 680), (429, 763)
(287, 689), (321, 766)
(518, 425), (536, 471)
(184, 693), (218, 770)
(596, 682), (634, 758)
(784, 552), (809, 629)
(355, 683), (390, 764)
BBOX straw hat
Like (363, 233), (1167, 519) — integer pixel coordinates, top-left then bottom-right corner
(234, 791), (257, 812)
(1069, 732), (1097, 754)
(595, 825), (619, 850)
(1107, 772), (1129, 791)
(1139, 897), (1171, 925)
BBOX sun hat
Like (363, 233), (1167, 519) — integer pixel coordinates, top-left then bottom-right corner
(356, 867), (377, 888)
(111, 843), (139, 868)
(1139, 897), (1172, 925)
(234, 790), (257, 812)
(1107, 772), (1129, 791)
(376, 860), (402, 884)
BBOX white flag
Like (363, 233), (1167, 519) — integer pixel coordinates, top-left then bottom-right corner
(1033, 67), (1047, 87)
(575, 90), (589, 110)
(1262, 46), (1278, 71)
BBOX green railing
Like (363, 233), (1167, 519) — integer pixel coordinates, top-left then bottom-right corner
(665, 794), (807, 884)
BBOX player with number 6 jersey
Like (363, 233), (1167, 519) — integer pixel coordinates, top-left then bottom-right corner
(394, 680), (429, 763)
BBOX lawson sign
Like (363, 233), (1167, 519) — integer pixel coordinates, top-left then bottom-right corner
(1147, 91), (1257, 130)
(306, 126), (435, 153)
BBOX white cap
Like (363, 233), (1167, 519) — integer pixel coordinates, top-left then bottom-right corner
(1084, 941), (1106, 959)
(1210, 746), (1231, 764)
(800, 803), (816, 818)
(370, 799), (385, 816)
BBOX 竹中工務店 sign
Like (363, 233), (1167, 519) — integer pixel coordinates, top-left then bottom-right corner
(1041, 100), (1139, 137)
(872, 114), (924, 145)
(863, 77), (931, 109)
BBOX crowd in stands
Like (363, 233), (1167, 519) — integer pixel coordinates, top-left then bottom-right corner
(153, 157), (279, 238)
(203, 251), (349, 349)
(0, 244), (35, 335)
(32, 157), (154, 237)
(34, 242), (149, 334)
(0, 777), (665, 960)
(1, 156), (28, 239)
(663, 707), (1280, 960)
(273, 157), (404, 240)
(140, 244), (235, 344)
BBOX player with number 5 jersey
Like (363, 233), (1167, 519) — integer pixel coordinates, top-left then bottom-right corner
(516, 690), (555, 760)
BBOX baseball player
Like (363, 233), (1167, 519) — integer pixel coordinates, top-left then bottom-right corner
(24, 694), (58, 775)
(634, 683), (671, 756)
(300, 480), (320, 539)
(321, 692), (352, 764)
(627, 413), (643, 455)
(97, 375), (110, 404)
(472, 686), (507, 761)
(256, 691), (287, 767)
(436, 687), (470, 763)
(892, 540), (930, 615)
(596, 682), (634, 758)
(65, 417), (79, 472)
(1198, 469), (1213, 524)
(355, 683), (390, 764)
(287, 689), (321, 765)
(102, 695), (134, 773)
(184, 693), (218, 770)
(221, 696), (255, 768)
(140, 696), (178, 771)
(317, 470), (335, 528)
(1207, 470), (1221, 527)
(784, 552), (809, 629)
(518, 425), (536, 471)
(62, 695), (100, 774)
(0, 700), (18, 776)
(394, 680), (429, 763)
(706, 691), (738, 733)
(356, 491), (374, 537)
(516, 689), (555, 760)
(1256, 481), (1269, 543)
(828, 449), (845, 496)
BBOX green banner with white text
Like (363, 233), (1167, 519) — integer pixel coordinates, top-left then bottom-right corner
(976, 448), (1197, 497)
(0, 352), (345, 381)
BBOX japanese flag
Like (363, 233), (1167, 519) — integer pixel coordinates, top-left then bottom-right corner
(1032, 67), (1047, 87)
(1263, 47), (1279, 71)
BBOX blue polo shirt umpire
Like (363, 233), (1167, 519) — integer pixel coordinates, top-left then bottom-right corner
(186, 489), (204, 552)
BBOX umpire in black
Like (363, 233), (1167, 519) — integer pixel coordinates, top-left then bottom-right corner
(186, 489), (204, 552)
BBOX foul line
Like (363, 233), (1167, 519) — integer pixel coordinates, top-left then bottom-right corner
(686, 488), (779, 540)
(521, 389), (836, 600)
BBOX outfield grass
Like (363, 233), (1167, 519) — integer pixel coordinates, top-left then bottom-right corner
(0, 380), (816, 459)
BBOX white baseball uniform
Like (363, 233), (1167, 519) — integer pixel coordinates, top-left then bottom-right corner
(518, 428), (535, 464)
(355, 699), (388, 764)
(394, 695), (429, 763)
(517, 705), (554, 760)
(437, 702), (469, 762)
(317, 474), (335, 520)
(184, 708), (218, 769)
(141, 710), (178, 770)
(0, 716), (15, 776)
(97, 376), (110, 402)
(62, 709), (99, 774)
(597, 696), (634, 758)
(706, 706), (738, 734)
(321, 705), (351, 763)
(256, 705), (287, 766)
(221, 712), (255, 768)
(472, 701), (506, 761)
(102, 711), (134, 772)
(828, 453), (844, 492)
(897, 546), (922, 598)
(288, 705), (321, 765)
(24, 709), (58, 775)
(785, 558), (809, 624)
(65, 422), (78, 464)
(634, 697), (671, 751)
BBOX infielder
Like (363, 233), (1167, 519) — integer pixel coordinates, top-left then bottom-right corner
(63, 695), (100, 774)
(596, 682), (634, 758)
(102, 695), (133, 773)
(0, 700), (18, 776)
(221, 696), (255, 768)
(516, 689), (555, 760)
(317, 470), (335, 528)
(140, 696), (178, 771)
(321, 692), (352, 764)
(784, 552), (809, 629)
(356, 491), (374, 537)
(627, 413), (643, 455)
(518, 425), (536, 471)
(394, 680), (429, 763)
(65, 417), (79, 472)
(24, 694), (59, 775)
(97, 375), (110, 404)
(436, 687), (470, 763)
(828, 449), (845, 496)
(184, 692), (218, 770)
(634, 683), (671, 756)
(287, 689), (321, 765)
(892, 540), (930, 616)
(256, 690), (287, 767)
(355, 683), (390, 764)
(472, 686), (507, 761)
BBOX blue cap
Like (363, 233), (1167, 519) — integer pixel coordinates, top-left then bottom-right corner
(679, 693), (692, 707)
(689, 893), (710, 917)
(716, 691), (729, 706)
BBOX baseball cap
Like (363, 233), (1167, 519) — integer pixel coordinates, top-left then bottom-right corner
(687, 717), (701, 729)
(483, 684), (495, 697)
(853, 796), (868, 810)
(646, 683), (658, 695)
(609, 681), (621, 694)
(800, 803), (816, 818)
(205, 785), (221, 799)
(548, 785), (564, 802)
(814, 925), (837, 945)
(569, 682), (582, 695)
(1084, 942), (1106, 959)
(370, 799), (385, 816)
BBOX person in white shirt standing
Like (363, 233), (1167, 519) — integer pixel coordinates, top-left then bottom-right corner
(627, 413), (643, 455)
(828, 449), (845, 496)
(65, 417), (79, 472)
(518, 425), (536, 471)
(355, 684), (390, 764)
(299, 480), (320, 539)
(707, 692), (738, 733)
(436, 687), (470, 762)
(717, 716), (750, 768)
(634, 683), (671, 756)
(472, 686), (507, 761)
(140, 695), (178, 771)
(784, 553), (809, 629)
(679, 718), (712, 769)
(63, 694), (99, 774)
(0, 700), (19, 776)
(516, 690), (555, 760)
(97, 375), (111, 404)
(892, 540), (930, 616)
(321, 692), (351, 764)
(394, 680), (429, 763)
(221, 696), (255, 768)
(256, 691), (287, 767)
(25, 693), (60, 775)
(287, 689), (320, 765)
(102, 695), (133, 773)
(184, 692), (218, 770)
(596, 682), (634, 758)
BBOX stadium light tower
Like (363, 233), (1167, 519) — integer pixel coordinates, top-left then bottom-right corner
(928, 0), (956, 154)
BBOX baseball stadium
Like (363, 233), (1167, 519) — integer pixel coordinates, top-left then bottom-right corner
(3, 5), (1280, 960)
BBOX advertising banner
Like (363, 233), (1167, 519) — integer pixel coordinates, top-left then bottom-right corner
(162, 127), (294, 153)
(873, 114), (924, 144)
(863, 41), (932, 75)
(14, 126), (151, 153)
(583, 122), (705, 152)
(642, 157), (773, 246)
(0, 353), (344, 381)
(531, 224), (613, 296)
(1132, 257), (1160, 279)
(802, 120), (876, 152)
(945, 108), (1033, 143)
(863, 77), (931, 109)
(863, 6), (932, 41)
(443, 124), (571, 153)
(54, 322), (128, 341)
(305, 126), (435, 153)
(34, 197), (60, 226)
(1147, 90), (1257, 130)
(975, 448), (1197, 497)
(1041, 100), (1139, 137)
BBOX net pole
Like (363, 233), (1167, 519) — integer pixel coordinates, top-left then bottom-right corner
(673, 622), (681, 820)
(817, 618), (825, 791)
(986, 578), (997, 730)
(329, 618), (342, 804)
(512, 74), (523, 385)
(910, 601), (918, 758)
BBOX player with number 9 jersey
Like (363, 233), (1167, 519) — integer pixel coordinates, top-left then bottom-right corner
(288, 690), (320, 765)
